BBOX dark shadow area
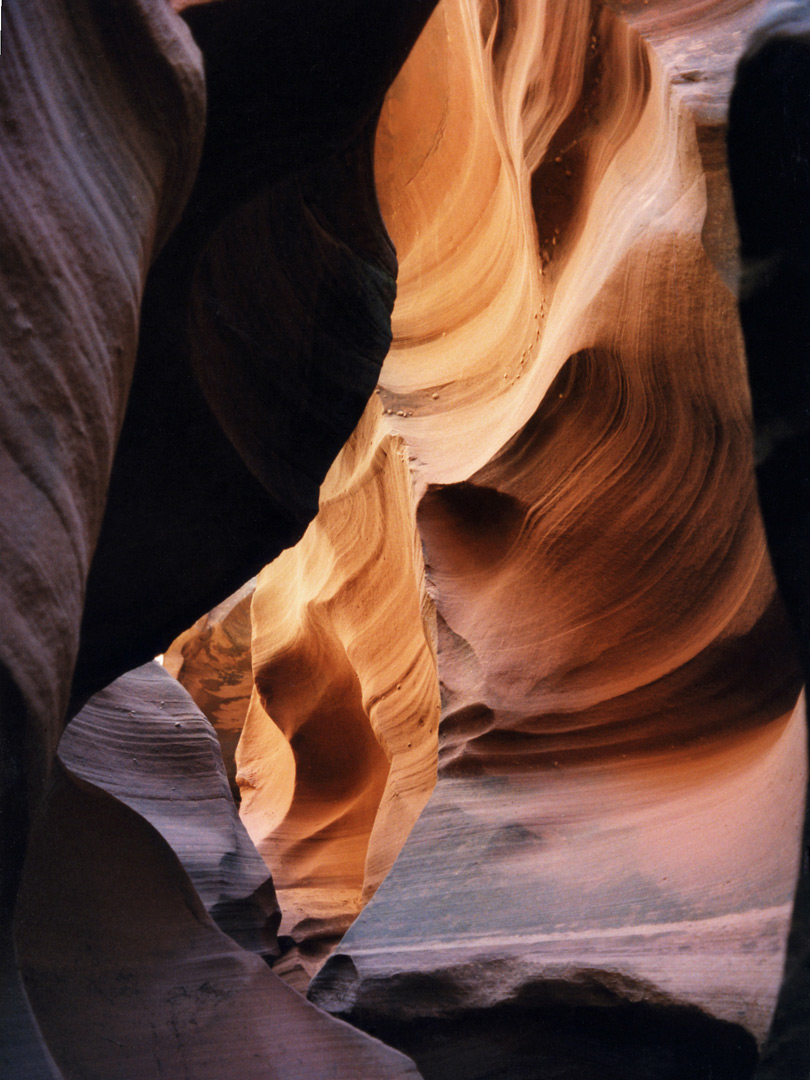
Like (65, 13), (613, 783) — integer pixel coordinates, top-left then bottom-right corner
(348, 997), (758, 1080)
(728, 16), (810, 1078)
(70, 0), (440, 711)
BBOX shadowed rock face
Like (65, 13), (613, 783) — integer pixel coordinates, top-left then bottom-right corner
(0, 4), (204, 1075)
(16, 774), (422, 1080)
(4, 0), (810, 1077)
(338, 991), (759, 1080)
(14, 663), (422, 1079)
(0, 0), (204, 880)
(728, 6), (810, 1075)
(0, 0), (437, 1075)
(69, 0), (407, 706)
(59, 662), (281, 962)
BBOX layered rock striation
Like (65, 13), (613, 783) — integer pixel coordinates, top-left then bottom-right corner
(15, 663), (422, 1079)
(3, 0), (809, 1077)
(165, 578), (257, 801)
(0, 4), (204, 1074)
(238, 398), (440, 984)
(305, 1), (807, 1075)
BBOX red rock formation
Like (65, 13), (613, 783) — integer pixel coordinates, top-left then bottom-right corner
(308, 2), (806, 1075)
(4, 0), (809, 1075)
(238, 399), (440, 985)
(165, 579), (257, 801)
(17, 775), (421, 1080)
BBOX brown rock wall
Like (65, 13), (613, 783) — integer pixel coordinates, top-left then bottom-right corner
(0, 5), (205, 1073)
(0, 0), (438, 1074)
(0, 0), (204, 847)
(165, 579), (257, 801)
(16, 758), (421, 1080)
(3, 0), (809, 1075)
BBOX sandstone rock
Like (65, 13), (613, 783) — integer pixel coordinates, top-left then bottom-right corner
(59, 661), (280, 961)
(4, 0), (809, 1075)
(0, 0), (438, 1074)
(71, 0), (422, 705)
(0, 0), (204, 876)
(165, 579), (257, 801)
(0, 3), (204, 1074)
(16, 757), (422, 1080)
(308, 2), (806, 1074)
(239, 398), (440, 984)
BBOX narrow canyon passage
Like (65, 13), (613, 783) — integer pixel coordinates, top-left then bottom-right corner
(3, 0), (809, 1078)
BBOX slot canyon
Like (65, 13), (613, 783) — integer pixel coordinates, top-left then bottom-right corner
(2, 0), (810, 1077)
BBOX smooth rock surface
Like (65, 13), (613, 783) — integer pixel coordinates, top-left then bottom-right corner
(239, 398), (440, 985)
(16, 757), (423, 1080)
(0, 0), (203, 866)
(0, 3), (204, 1073)
(312, 697), (805, 1041)
(59, 661), (280, 961)
(165, 579), (257, 802)
(4, 0), (809, 1076)
(1, 0), (438, 1074)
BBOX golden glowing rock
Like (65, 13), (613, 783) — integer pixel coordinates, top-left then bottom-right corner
(165, 579), (256, 801)
(238, 398), (440, 979)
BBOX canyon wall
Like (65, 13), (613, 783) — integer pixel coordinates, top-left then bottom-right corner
(237, 399), (441, 985)
(279, 1), (803, 1076)
(2, 0), (809, 1077)
(16, 663), (421, 1079)
(1, 0), (436, 1076)
(0, 3), (204, 1075)
(167, 3), (810, 1075)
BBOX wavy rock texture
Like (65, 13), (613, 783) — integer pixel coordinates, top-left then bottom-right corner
(0, 0), (438, 1076)
(164, 579), (257, 801)
(16, 776), (422, 1080)
(70, 0), (415, 706)
(4, 0), (808, 1077)
(0, 0), (203, 878)
(0, 3), (204, 1076)
(308, 1), (807, 1075)
(238, 398), (440, 985)
(58, 662), (280, 961)
(13, 661), (422, 1079)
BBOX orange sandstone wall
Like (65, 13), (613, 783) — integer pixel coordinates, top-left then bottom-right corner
(237, 399), (440, 971)
(308, 1), (806, 1071)
(374, 0), (799, 776)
